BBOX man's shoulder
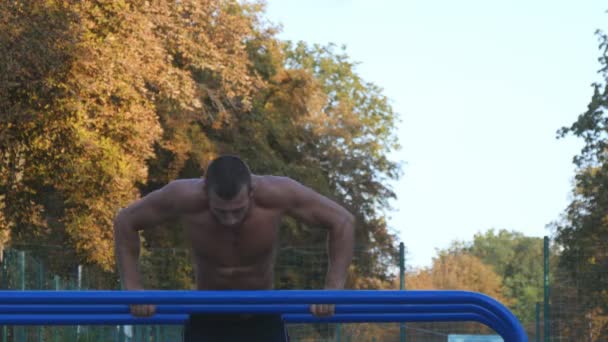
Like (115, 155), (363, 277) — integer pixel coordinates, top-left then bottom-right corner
(164, 178), (205, 192)
(162, 178), (206, 203)
(252, 175), (296, 207)
(253, 175), (296, 192)
(167, 178), (205, 188)
(253, 174), (292, 185)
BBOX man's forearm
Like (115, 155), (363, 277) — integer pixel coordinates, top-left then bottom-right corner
(114, 213), (144, 290)
(325, 215), (355, 289)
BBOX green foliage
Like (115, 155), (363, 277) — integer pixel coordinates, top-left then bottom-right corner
(466, 229), (543, 325)
(556, 31), (608, 294)
(282, 42), (401, 279)
(553, 29), (608, 338)
(0, 1), (162, 272)
(433, 229), (543, 325)
(407, 252), (506, 336)
(409, 250), (508, 303)
(0, 0), (401, 289)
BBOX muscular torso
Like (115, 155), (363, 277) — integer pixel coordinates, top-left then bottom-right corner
(178, 177), (284, 290)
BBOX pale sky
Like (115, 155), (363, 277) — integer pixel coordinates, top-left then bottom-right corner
(264, 0), (608, 268)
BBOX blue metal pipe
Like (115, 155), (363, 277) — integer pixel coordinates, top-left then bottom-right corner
(0, 304), (507, 334)
(0, 314), (188, 325)
(0, 304), (504, 315)
(0, 290), (526, 341)
(0, 313), (496, 326)
(286, 313), (499, 326)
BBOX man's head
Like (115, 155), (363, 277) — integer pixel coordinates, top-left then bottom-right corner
(205, 155), (253, 227)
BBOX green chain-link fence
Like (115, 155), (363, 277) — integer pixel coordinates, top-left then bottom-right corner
(0, 244), (515, 342)
(0, 246), (399, 341)
(545, 241), (608, 341)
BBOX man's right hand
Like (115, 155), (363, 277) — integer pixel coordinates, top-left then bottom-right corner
(130, 304), (156, 317)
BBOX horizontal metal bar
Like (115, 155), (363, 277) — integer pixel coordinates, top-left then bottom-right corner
(285, 313), (499, 326)
(0, 290), (525, 341)
(0, 304), (502, 315)
(0, 313), (497, 327)
(0, 304), (507, 334)
(0, 314), (187, 325)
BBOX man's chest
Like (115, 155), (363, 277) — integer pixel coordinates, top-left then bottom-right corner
(182, 209), (282, 265)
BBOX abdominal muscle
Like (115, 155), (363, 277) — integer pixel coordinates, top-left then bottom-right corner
(184, 205), (282, 290)
(194, 257), (275, 290)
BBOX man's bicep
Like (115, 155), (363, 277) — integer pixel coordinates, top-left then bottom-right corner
(285, 180), (348, 228)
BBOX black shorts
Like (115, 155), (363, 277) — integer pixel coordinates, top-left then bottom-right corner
(183, 314), (290, 342)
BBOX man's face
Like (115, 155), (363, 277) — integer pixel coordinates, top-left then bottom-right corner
(208, 186), (252, 227)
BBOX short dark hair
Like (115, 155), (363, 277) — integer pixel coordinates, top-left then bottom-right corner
(205, 155), (251, 200)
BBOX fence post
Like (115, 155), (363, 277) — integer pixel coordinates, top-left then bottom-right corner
(77, 265), (83, 339)
(535, 302), (540, 342)
(543, 236), (550, 342)
(19, 251), (25, 290)
(17, 251), (26, 342)
(38, 261), (44, 342)
(399, 242), (406, 342)
(54, 276), (60, 342)
(2, 250), (7, 341)
(115, 326), (120, 342)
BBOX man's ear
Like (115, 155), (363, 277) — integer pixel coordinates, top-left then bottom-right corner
(248, 184), (255, 198)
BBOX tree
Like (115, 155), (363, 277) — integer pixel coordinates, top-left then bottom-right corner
(282, 42), (401, 281)
(410, 252), (508, 303)
(406, 252), (508, 336)
(0, 0), (402, 291)
(0, 1), (162, 273)
(553, 29), (608, 340)
(466, 229), (543, 325)
(419, 230), (543, 330)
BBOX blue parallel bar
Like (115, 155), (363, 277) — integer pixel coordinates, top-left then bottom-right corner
(0, 314), (187, 325)
(0, 313), (500, 329)
(0, 290), (526, 341)
(0, 304), (508, 336)
(286, 313), (504, 333)
(0, 304), (505, 315)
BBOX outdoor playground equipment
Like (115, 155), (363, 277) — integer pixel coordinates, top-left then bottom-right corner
(0, 289), (527, 341)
